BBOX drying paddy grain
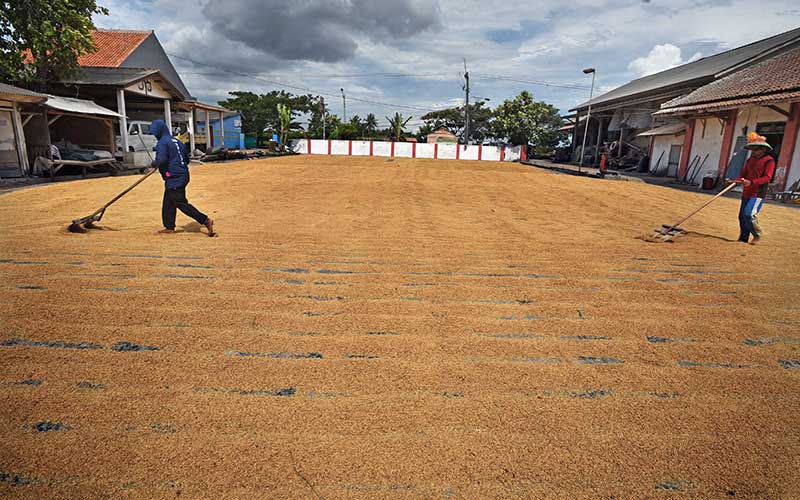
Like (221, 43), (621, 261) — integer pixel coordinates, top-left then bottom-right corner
(1, 155), (799, 498)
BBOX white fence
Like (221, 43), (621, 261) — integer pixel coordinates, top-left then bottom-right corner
(291, 139), (526, 162)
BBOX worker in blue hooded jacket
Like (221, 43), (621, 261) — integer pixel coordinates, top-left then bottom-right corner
(150, 119), (215, 236)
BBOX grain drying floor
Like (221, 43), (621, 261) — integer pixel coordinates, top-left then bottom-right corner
(0, 156), (799, 499)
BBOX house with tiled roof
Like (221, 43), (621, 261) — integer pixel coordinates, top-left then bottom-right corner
(655, 46), (800, 193)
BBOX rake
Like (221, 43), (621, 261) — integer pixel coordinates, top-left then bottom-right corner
(647, 181), (738, 242)
(68, 135), (157, 233)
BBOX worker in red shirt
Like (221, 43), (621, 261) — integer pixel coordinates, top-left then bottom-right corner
(728, 133), (775, 244)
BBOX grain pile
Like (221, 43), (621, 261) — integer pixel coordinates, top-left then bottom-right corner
(1, 155), (799, 499)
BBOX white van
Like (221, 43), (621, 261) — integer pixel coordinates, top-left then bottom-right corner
(116, 121), (157, 153)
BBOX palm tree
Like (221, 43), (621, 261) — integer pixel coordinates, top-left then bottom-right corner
(365, 113), (378, 137)
(277, 103), (292, 151)
(349, 115), (363, 137)
(386, 112), (413, 142)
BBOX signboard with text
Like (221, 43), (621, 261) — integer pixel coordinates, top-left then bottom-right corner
(125, 78), (170, 100)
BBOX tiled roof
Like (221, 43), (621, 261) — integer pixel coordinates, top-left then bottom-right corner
(659, 46), (800, 110)
(571, 26), (800, 111)
(654, 90), (800, 116)
(78, 30), (152, 67)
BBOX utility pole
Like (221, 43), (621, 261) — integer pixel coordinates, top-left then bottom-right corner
(341, 88), (346, 122)
(321, 97), (326, 140)
(463, 59), (470, 145)
(578, 68), (596, 174)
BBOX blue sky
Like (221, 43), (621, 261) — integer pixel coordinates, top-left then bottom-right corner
(96, 0), (800, 130)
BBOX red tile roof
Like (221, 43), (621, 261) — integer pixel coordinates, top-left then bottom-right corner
(22, 30), (151, 67)
(660, 46), (800, 112)
(78, 30), (152, 67)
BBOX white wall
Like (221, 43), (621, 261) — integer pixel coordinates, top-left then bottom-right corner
(723, 104), (790, 167)
(437, 143), (457, 159)
(292, 139), (521, 162)
(393, 142), (412, 158)
(649, 134), (685, 177)
(786, 126), (800, 190)
(373, 141), (391, 157)
(416, 143), (435, 158)
(351, 140), (370, 156)
(684, 117), (724, 184)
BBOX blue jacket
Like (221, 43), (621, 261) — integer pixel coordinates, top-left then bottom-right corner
(151, 119), (189, 189)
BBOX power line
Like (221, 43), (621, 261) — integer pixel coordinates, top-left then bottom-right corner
(168, 53), (439, 113)
(474, 74), (592, 91)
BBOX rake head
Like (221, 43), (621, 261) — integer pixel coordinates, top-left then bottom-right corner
(67, 208), (105, 233)
(644, 225), (685, 243)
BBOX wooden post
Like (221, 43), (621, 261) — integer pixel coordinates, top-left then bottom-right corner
(116, 89), (129, 153)
(219, 111), (225, 148)
(11, 101), (29, 176)
(206, 109), (214, 148)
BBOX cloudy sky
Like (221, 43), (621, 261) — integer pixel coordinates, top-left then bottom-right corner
(96, 0), (800, 129)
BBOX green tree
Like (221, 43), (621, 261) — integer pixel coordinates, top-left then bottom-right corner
(421, 102), (493, 143)
(333, 123), (359, 140)
(364, 113), (378, 137)
(386, 112), (413, 142)
(415, 123), (434, 143)
(349, 115), (363, 136)
(277, 103), (292, 151)
(0, 0), (108, 89)
(491, 91), (563, 148)
(219, 90), (315, 142)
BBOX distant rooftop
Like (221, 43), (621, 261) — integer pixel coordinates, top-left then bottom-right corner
(78, 30), (152, 68)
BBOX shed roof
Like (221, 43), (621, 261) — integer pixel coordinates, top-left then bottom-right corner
(0, 83), (46, 103)
(43, 95), (123, 118)
(571, 26), (800, 112)
(637, 122), (686, 137)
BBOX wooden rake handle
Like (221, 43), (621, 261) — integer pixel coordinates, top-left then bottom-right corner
(662, 182), (738, 234)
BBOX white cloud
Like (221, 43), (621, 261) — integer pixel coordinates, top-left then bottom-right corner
(628, 43), (703, 77)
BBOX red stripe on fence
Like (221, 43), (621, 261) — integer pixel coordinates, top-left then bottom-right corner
(391, 141), (395, 157)
(369, 140), (373, 156)
(434, 143), (438, 159)
(307, 138), (312, 154)
(456, 145), (460, 160)
(348, 140), (352, 156)
(500, 147), (505, 161)
(519, 146), (527, 161)
(328, 139), (332, 155)
(412, 142), (416, 158)
(478, 145), (482, 161)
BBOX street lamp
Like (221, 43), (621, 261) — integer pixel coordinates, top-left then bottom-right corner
(578, 68), (596, 174)
(340, 88), (346, 122)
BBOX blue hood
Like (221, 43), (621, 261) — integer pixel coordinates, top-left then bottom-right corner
(150, 119), (169, 139)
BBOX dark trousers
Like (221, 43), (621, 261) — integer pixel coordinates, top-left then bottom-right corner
(162, 186), (208, 230)
(738, 197), (764, 242)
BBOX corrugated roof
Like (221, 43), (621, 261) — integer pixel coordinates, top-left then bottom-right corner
(0, 83), (46, 102)
(571, 26), (800, 112)
(44, 95), (123, 118)
(78, 30), (152, 67)
(659, 46), (800, 110)
(61, 67), (160, 86)
(637, 122), (686, 137)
